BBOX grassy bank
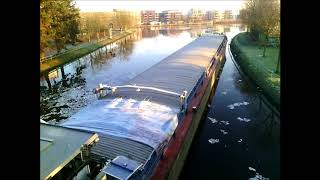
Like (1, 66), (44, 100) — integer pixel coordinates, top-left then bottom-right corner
(230, 32), (280, 109)
(40, 30), (134, 75)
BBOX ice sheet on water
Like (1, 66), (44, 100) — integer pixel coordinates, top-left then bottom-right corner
(208, 117), (218, 124)
(208, 138), (219, 144)
(220, 129), (228, 135)
(220, 121), (230, 125)
(237, 117), (251, 122)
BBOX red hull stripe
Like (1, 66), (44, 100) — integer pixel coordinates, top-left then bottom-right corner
(150, 56), (220, 180)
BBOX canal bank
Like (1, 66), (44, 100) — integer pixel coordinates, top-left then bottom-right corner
(230, 32), (280, 109)
(40, 30), (135, 75)
(180, 31), (280, 180)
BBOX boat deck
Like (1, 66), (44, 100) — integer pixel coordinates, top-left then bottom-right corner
(91, 134), (154, 166)
(107, 35), (225, 107)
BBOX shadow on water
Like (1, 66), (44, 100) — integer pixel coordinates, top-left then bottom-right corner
(180, 26), (279, 180)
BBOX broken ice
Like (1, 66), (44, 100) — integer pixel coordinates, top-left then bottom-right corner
(208, 138), (219, 144)
(220, 129), (228, 135)
(248, 167), (256, 172)
(227, 101), (250, 109)
(237, 117), (251, 122)
(208, 117), (218, 124)
(249, 172), (270, 180)
(220, 121), (230, 125)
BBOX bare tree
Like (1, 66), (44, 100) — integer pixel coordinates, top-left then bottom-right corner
(255, 0), (280, 57)
(240, 0), (280, 57)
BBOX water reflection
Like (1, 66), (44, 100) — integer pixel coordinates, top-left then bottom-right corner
(180, 27), (279, 180)
(42, 25), (224, 122)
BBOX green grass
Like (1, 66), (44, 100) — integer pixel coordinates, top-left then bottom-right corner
(230, 32), (280, 109)
(40, 31), (134, 75)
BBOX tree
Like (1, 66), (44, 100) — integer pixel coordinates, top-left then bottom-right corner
(40, 0), (54, 58)
(255, 0), (280, 57)
(112, 10), (136, 31)
(40, 0), (80, 55)
(240, 0), (280, 57)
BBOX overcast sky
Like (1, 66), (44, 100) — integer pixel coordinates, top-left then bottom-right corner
(75, 1), (245, 14)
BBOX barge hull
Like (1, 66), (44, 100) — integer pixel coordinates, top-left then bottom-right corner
(168, 53), (226, 180)
(151, 37), (227, 180)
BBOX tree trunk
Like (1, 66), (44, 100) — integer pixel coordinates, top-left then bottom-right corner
(263, 45), (266, 57)
(61, 66), (68, 87)
(263, 35), (268, 57)
(275, 50), (280, 74)
(55, 39), (60, 54)
(45, 73), (52, 90)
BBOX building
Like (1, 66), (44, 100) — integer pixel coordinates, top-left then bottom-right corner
(206, 11), (213, 21)
(223, 10), (233, 20)
(141, 10), (159, 24)
(187, 9), (204, 22)
(159, 10), (183, 24)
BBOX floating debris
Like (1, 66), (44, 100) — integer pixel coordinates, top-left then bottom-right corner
(208, 117), (218, 124)
(220, 121), (230, 125)
(220, 129), (228, 135)
(248, 167), (256, 172)
(207, 104), (211, 108)
(227, 101), (250, 109)
(208, 138), (219, 144)
(238, 139), (243, 143)
(136, 88), (141, 92)
(221, 91), (227, 95)
(238, 79), (242, 82)
(224, 144), (227, 148)
(237, 117), (251, 122)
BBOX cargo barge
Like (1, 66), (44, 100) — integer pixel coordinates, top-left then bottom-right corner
(59, 34), (227, 180)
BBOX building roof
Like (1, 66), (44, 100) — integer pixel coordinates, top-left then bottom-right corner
(40, 123), (99, 180)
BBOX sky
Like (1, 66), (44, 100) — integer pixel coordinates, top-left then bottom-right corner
(75, 0), (246, 14)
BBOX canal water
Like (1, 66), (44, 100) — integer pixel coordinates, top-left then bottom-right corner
(180, 28), (280, 180)
(40, 26), (199, 122)
(40, 24), (279, 179)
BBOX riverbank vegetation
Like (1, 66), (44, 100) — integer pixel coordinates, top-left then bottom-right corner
(230, 0), (280, 108)
(40, 31), (133, 74)
(40, 0), (80, 58)
(40, 0), (140, 60)
(231, 33), (280, 108)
